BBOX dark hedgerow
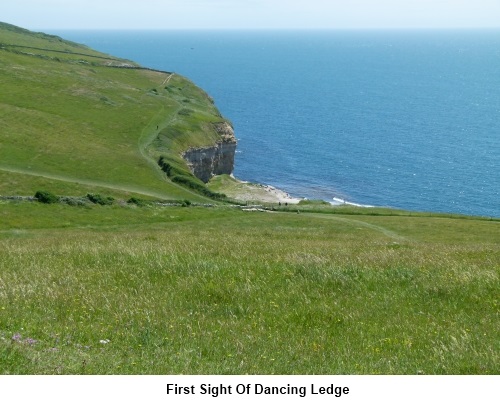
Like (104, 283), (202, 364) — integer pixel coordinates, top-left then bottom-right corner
(34, 190), (58, 204)
(171, 175), (226, 200)
(158, 156), (189, 178)
(158, 156), (227, 200)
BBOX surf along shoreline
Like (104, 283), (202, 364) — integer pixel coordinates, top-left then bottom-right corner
(211, 175), (376, 208)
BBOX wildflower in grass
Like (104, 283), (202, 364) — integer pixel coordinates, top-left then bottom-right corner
(12, 334), (38, 345)
(24, 338), (38, 346)
(99, 339), (110, 344)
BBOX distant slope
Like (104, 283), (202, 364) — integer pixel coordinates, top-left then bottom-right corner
(0, 22), (113, 57)
(0, 22), (228, 201)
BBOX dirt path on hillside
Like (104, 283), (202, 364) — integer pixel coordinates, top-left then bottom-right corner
(0, 165), (179, 200)
(161, 73), (174, 86)
(306, 213), (411, 242)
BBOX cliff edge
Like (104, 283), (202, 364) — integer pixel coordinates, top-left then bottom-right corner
(182, 122), (237, 183)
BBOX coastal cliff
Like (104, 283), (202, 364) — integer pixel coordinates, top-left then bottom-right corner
(0, 21), (237, 201)
(182, 122), (237, 183)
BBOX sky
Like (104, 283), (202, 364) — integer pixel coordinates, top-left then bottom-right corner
(3, 0), (500, 30)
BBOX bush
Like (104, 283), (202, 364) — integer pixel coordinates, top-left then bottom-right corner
(34, 190), (58, 204)
(86, 193), (114, 206)
(59, 196), (88, 206)
(127, 197), (147, 207)
(178, 108), (193, 116)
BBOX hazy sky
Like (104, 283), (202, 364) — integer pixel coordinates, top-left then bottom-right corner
(4, 0), (500, 30)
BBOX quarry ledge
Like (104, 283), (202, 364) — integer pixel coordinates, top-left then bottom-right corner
(181, 121), (237, 183)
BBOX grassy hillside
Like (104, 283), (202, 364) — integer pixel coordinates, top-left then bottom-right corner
(0, 22), (120, 61)
(0, 23), (498, 375)
(0, 22), (227, 201)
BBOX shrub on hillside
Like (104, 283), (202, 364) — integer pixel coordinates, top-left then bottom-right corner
(34, 190), (58, 204)
(178, 108), (193, 116)
(127, 197), (147, 207)
(86, 193), (114, 206)
(59, 196), (88, 206)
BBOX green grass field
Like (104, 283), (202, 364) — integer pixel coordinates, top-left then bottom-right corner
(0, 22), (498, 375)
(0, 202), (498, 374)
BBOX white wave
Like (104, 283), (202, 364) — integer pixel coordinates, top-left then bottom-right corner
(330, 197), (374, 208)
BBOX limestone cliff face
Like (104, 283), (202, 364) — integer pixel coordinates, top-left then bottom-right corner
(182, 122), (237, 183)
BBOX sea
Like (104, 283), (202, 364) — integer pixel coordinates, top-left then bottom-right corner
(52, 30), (500, 218)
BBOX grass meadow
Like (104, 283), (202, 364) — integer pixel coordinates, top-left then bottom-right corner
(0, 202), (498, 374)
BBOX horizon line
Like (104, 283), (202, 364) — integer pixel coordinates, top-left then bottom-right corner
(36, 26), (500, 32)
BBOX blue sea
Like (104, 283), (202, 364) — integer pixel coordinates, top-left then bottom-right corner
(54, 30), (500, 217)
